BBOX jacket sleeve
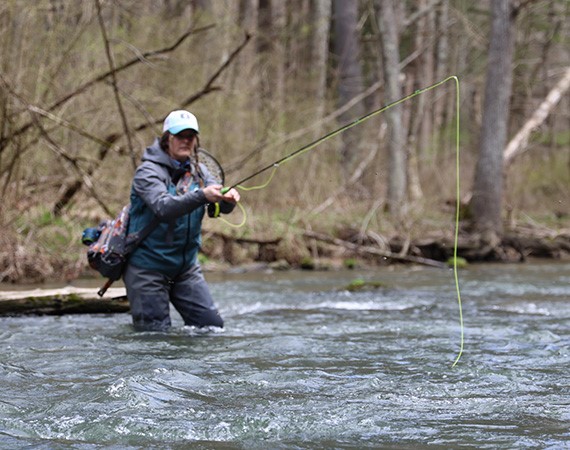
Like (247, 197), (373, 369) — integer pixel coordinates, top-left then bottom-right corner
(133, 162), (207, 220)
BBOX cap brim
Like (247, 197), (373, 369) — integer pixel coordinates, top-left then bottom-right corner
(168, 125), (199, 135)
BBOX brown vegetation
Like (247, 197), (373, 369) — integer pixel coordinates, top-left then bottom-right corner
(0, 1), (568, 284)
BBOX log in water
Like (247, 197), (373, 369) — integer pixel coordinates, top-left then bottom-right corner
(0, 287), (129, 316)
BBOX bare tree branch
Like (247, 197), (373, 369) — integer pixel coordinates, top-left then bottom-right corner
(0, 29), (250, 174)
(0, 30), (252, 214)
(181, 32), (252, 108)
(0, 23), (215, 153)
(504, 66), (570, 166)
(403, 0), (442, 27)
(26, 105), (120, 150)
(29, 113), (113, 217)
(0, 72), (113, 216)
(310, 126), (385, 216)
(224, 33), (430, 176)
(95, 0), (136, 170)
(130, 31), (253, 135)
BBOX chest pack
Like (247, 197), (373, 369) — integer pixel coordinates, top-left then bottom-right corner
(82, 205), (159, 297)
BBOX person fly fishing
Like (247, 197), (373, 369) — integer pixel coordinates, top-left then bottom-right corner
(124, 110), (240, 332)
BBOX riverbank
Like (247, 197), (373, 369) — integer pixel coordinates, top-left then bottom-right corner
(1, 250), (568, 317)
(1, 222), (568, 285)
(201, 223), (570, 270)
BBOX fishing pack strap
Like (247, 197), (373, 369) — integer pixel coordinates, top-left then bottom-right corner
(125, 216), (161, 253)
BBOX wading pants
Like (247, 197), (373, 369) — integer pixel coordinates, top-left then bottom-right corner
(123, 263), (224, 332)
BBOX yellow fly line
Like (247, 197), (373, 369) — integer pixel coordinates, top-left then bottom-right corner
(222, 76), (464, 366)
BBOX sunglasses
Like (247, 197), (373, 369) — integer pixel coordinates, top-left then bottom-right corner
(173, 131), (197, 140)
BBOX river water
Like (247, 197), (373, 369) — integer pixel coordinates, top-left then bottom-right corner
(1, 262), (569, 449)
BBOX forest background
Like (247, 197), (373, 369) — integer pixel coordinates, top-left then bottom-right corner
(0, 0), (568, 284)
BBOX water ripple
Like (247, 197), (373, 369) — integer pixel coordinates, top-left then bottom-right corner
(1, 264), (569, 448)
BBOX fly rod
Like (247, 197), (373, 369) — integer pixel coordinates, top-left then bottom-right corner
(222, 76), (457, 194)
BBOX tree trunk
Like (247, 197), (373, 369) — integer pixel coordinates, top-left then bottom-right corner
(377, 0), (407, 215)
(311, 0), (332, 138)
(470, 0), (515, 239)
(271, 0), (287, 122)
(433, 0), (449, 134)
(257, 0), (272, 104)
(418, 1), (435, 157)
(239, 0), (260, 137)
(333, 0), (365, 178)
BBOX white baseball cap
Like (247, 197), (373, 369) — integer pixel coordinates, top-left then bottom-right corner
(162, 110), (199, 134)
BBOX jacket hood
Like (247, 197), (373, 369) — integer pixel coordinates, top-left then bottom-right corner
(142, 138), (175, 168)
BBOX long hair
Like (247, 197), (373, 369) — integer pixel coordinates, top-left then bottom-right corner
(159, 131), (200, 155)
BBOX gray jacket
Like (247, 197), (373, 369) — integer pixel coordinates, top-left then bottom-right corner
(127, 139), (228, 276)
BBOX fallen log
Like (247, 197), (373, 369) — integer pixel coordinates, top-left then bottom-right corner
(0, 287), (129, 316)
(302, 230), (448, 268)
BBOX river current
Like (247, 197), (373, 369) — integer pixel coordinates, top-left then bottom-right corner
(1, 262), (569, 449)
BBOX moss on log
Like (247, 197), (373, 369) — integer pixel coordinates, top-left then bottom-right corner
(0, 287), (129, 316)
